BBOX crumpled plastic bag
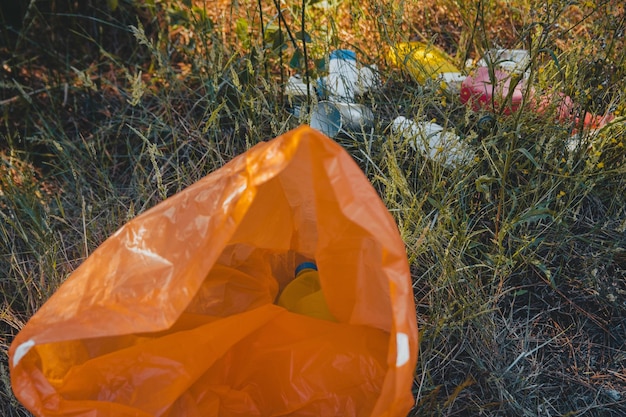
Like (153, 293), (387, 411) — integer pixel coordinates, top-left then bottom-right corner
(9, 125), (418, 417)
(388, 41), (460, 84)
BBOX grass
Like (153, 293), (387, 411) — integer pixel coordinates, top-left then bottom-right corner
(1, 0), (625, 415)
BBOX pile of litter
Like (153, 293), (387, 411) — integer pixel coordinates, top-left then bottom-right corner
(288, 43), (617, 168)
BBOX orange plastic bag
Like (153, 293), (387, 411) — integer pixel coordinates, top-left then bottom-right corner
(9, 126), (418, 417)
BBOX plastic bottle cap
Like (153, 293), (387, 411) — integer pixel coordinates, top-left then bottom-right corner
(330, 49), (356, 61)
(295, 262), (318, 276)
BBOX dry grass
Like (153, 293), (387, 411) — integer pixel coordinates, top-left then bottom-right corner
(1, 0), (625, 415)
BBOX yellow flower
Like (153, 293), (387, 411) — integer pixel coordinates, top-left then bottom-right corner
(597, 161), (604, 169)
(557, 190), (566, 198)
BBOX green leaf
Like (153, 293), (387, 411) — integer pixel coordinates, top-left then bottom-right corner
(538, 48), (561, 74)
(475, 175), (497, 193)
(192, 7), (213, 30)
(106, 0), (118, 11)
(531, 259), (555, 288)
(295, 30), (312, 43)
(516, 147), (540, 169)
(168, 9), (189, 26)
(514, 207), (555, 227)
(426, 196), (444, 211)
(263, 24), (279, 42)
(315, 58), (326, 72)
(289, 49), (303, 70)
(270, 29), (287, 52)
(235, 18), (250, 47)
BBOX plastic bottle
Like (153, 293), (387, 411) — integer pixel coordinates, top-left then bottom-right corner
(277, 262), (336, 321)
(391, 116), (475, 169)
(285, 75), (314, 117)
(309, 101), (374, 138)
(325, 49), (360, 102)
(460, 66), (527, 115)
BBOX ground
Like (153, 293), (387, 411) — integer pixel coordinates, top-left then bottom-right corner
(1, 0), (625, 415)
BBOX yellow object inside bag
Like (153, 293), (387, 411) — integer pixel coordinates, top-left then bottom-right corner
(277, 262), (336, 321)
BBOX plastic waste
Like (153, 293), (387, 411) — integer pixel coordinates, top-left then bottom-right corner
(438, 71), (467, 94)
(9, 125), (418, 417)
(355, 64), (381, 95)
(277, 262), (336, 321)
(460, 64), (615, 131)
(285, 75), (315, 114)
(310, 100), (375, 138)
(317, 50), (380, 101)
(285, 75), (315, 117)
(460, 66), (528, 115)
(388, 42), (464, 90)
(475, 49), (531, 78)
(391, 116), (475, 169)
(324, 49), (360, 102)
(533, 92), (615, 132)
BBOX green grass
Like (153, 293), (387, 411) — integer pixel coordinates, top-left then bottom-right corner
(1, 0), (625, 415)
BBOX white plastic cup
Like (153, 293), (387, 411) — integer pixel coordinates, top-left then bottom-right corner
(391, 116), (475, 168)
(310, 101), (374, 138)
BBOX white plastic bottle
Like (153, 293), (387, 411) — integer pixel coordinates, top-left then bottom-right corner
(326, 49), (359, 102)
(285, 75), (314, 117)
(391, 116), (475, 169)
